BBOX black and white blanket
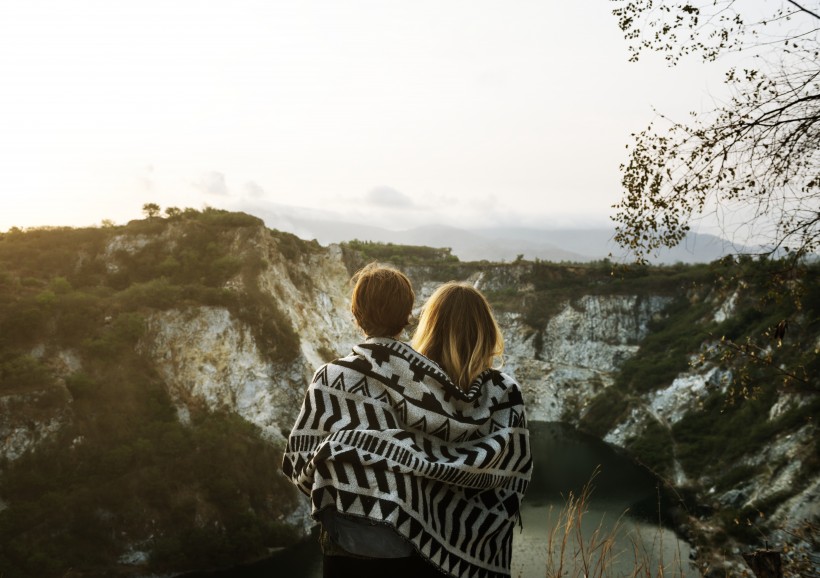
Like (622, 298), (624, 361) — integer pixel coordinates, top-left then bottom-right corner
(282, 338), (532, 578)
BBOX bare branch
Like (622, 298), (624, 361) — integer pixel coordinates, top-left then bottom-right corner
(786, 0), (820, 21)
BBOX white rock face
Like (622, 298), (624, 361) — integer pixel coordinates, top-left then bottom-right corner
(0, 393), (70, 461)
(138, 232), (361, 442)
(713, 290), (739, 323)
(254, 239), (359, 368)
(647, 366), (729, 425)
(0, 348), (77, 463)
(603, 364), (730, 448)
(540, 295), (672, 373)
(500, 295), (673, 423)
(141, 306), (305, 441)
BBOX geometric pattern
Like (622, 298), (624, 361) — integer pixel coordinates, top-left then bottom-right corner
(282, 337), (532, 578)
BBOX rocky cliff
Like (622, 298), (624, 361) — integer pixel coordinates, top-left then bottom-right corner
(0, 211), (816, 577)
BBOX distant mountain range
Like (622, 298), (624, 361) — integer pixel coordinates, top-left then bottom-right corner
(247, 204), (755, 264)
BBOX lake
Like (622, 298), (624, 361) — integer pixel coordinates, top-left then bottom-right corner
(182, 422), (700, 578)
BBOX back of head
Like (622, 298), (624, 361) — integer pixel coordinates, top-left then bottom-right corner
(412, 282), (504, 391)
(350, 262), (415, 338)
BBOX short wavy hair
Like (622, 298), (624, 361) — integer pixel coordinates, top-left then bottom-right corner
(350, 263), (415, 338)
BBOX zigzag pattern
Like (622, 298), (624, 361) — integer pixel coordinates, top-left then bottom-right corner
(283, 338), (532, 578)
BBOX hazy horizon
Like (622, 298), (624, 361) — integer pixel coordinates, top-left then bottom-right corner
(1, 1), (760, 236)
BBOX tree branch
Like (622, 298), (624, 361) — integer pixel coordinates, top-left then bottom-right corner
(786, 0), (820, 21)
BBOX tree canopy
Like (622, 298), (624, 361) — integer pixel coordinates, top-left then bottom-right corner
(610, 0), (820, 263)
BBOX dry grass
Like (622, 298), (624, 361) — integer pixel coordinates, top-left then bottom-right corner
(544, 469), (690, 578)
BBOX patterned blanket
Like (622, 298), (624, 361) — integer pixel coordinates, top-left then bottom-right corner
(282, 338), (532, 578)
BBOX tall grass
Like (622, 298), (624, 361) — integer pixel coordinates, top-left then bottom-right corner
(544, 471), (690, 578)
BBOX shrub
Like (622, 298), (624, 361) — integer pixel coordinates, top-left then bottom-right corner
(0, 354), (54, 391)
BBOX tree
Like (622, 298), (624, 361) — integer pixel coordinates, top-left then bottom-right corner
(611, 1), (820, 402)
(142, 203), (161, 219)
(610, 0), (819, 264)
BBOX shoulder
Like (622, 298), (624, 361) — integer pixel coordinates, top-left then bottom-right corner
(310, 351), (361, 384)
(484, 369), (522, 389)
(485, 370), (525, 403)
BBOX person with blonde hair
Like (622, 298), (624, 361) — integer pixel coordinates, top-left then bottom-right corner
(283, 266), (531, 578)
(412, 281), (504, 392)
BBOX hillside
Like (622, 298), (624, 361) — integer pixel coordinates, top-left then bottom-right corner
(0, 209), (817, 577)
(246, 200), (754, 264)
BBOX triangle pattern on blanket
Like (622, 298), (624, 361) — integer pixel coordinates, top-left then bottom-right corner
(394, 398), (408, 423)
(490, 419), (507, 432)
(408, 517), (423, 541)
(399, 509), (415, 527)
(431, 418), (450, 439)
(409, 415), (427, 431)
(330, 372), (346, 390)
(360, 494), (378, 516)
(419, 532), (432, 551)
(286, 341), (531, 578)
(349, 376), (371, 397)
(339, 490), (358, 512)
(429, 539), (442, 560)
(508, 409), (522, 427)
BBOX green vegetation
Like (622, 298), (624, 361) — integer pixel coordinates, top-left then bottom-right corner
(574, 256), (819, 549)
(340, 240), (468, 283)
(0, 207), (300, 363)
(0, 396), (298, 577)
(580, 258), (819, 433)
(0, 208), (312, 577)
(1, 209), (817, 575)
(341, 239), (459, 270)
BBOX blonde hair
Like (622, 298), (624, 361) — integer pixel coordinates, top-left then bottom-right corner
(351, 263), (415, 338)
(412, 282), (504, 391)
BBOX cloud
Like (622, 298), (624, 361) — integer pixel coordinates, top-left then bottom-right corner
(364, 186), (414, 208)
(243, 181), (266, 198)
(194, 171), (229, 196)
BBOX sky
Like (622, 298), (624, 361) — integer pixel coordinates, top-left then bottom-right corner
(0, 0), (748, 234)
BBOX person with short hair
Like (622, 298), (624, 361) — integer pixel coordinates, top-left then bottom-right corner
(282, 265), (531, 578)
(350, 262), (416, 339)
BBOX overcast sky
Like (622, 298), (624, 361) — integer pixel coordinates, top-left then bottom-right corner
(1, 0), (748, 233)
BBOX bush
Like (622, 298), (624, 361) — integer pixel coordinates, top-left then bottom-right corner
(0, 354), (54, 391)
(116, 278), (183, 310)
(624, 419), (675, 477)
(579, 387), (630, 438)
(341, 239), (459, 272)
(614, 295), (715, 394)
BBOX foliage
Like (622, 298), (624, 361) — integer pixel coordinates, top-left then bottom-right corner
(0, 208), (313, 577)
(614, 293), (716, 395)
(624, 420), (676, 476)
(234, 254), (301, 363)
(579, 387), (631, 439)
(579, 258), (819, 491)
(0, 354), (54, 392)
(672, 390), (819, 482)
(0, 396), (300, 577)
(611, 0), (820, 263)
(271, 228), (322, 261)
(341, 239), (459, 272)
(696, 258), (820, 399)
(142, 202), (161, 219)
